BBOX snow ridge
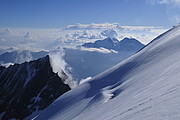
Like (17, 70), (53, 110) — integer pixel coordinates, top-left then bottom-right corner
(36, 25), (180, 120)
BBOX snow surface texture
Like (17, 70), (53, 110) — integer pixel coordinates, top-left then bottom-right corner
(35, 25), (180, 120)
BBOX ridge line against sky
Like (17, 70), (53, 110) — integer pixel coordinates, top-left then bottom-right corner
(0, 0), (180, 28)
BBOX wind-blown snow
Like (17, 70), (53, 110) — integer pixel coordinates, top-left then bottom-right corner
(49, 47), (77, 88)
(79, 77), (92, 85)
(0, 62), (14, 68)
(35, 25), (180, 120)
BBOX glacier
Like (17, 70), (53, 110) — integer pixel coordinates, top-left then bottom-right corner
(35, 25), (180, 119)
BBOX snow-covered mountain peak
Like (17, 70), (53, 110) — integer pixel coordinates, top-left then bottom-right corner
(82, 37), (144, 52)
(36, 25), (180, 120)
(120, 37), (142, 43)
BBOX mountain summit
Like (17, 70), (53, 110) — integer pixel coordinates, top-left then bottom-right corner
(36, 25), (180, 120)
(0, 55), (71, 120)
(82, 37), (144, 52)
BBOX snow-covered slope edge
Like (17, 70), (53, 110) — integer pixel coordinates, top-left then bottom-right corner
(35, 25), (180, 120)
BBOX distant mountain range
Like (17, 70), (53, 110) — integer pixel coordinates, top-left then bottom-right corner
(0, 50), (48, 64)
(82, 37), (144, 52)
(0, 38), (145, 81)
(0, 55), (71, 120)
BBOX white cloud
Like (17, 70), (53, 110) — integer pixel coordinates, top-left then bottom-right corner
(24, 32), (33, 40)
(0, 24), (167, 54)
(159, 0), (180, 7)
(147, 0), (180, 7)
(14, 50), (33, 63)
(101, 29), (118, 39)
(63, 23), (167, 45)
(0, 28), (63, 53)
(79, 47), (118, 54)
(0, 28), (11, 35)
(64, 23), (119, 30)
(0, 46), (19, 52)
(64, 23), (162, 30)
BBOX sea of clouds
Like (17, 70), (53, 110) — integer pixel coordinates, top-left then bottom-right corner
(0, 23), (168, 54)
(0, 23), (168, 85)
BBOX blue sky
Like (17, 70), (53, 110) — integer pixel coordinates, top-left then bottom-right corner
(0, 0), (180, 28)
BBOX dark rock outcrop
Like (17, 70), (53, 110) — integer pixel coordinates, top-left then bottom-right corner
(0, 55), (71, 120)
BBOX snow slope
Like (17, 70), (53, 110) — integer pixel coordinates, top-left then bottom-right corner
(35, 25), (180, 120)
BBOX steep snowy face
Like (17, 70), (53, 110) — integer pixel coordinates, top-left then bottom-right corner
(36, 25), (180, 120)
(0, 55), (71, 120)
